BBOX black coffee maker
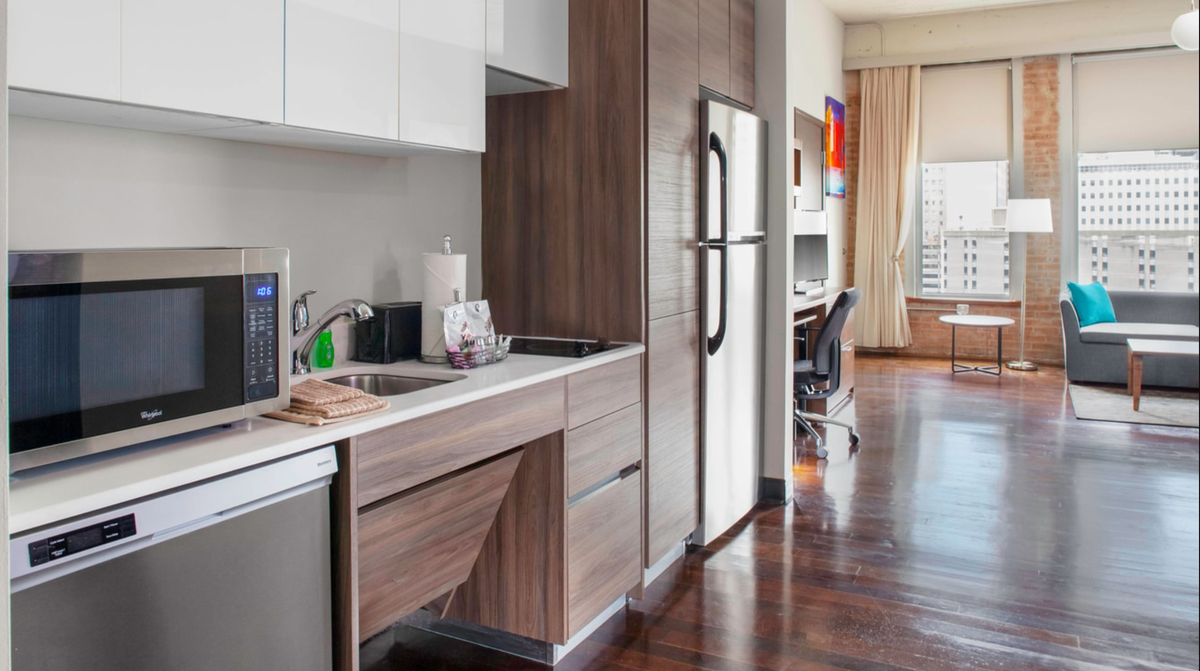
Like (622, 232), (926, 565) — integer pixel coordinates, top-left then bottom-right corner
(352, 302), (421, 363)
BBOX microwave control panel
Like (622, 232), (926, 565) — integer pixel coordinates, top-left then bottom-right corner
(244, 273), (279, 402)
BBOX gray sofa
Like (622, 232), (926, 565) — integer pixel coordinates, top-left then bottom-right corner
(1060, 290), (1199, 388)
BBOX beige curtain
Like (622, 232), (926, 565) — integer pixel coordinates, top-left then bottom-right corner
(854, 66), (920, 348)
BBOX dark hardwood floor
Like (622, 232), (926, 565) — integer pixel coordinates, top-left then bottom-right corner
(362, 355), (1200, 670)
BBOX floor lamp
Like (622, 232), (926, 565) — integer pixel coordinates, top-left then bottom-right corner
(998, 199), (1054, 371)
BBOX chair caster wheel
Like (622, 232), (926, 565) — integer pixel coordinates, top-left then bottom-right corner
(816, 447), (829, 459)
(849, 432), (860, 445)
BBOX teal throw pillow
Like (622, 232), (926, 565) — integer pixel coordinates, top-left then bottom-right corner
(1067, 281), (1117, 327)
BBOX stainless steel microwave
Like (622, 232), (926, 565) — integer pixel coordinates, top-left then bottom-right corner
(7, 248), (290, 472)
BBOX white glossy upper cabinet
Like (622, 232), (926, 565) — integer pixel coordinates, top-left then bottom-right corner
(285, 0), (400, 139)
(398, 0), (486, 152)
(121, 0), (285, 123)
(8, 0), (121, 100)
(485, 0), (568, 93)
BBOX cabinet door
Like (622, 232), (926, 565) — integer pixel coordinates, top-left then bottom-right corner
(568, 469), (641, 636)
(486, 0), (568, 88)
(357, 451), (523, 641)
(122, 0), (284, 122)
(647, 0), (700, 320)
(698, 0), (731, 97)
(398, 0), (485, 151)
(8, 0), (120, 100)
(645, 312), (701, 567)
(730, 0), (755, 107)
(286, 0), (399, 139)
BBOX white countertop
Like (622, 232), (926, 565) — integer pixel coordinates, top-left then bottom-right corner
(8, 344), (644, 536)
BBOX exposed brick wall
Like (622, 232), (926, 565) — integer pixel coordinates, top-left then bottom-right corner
(849, 58), (1067, 366)
(844, 70), (860, 286)
(1019, 56), (1065, 366)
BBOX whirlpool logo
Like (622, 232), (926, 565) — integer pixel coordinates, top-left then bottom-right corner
(140, 409), (164, 421)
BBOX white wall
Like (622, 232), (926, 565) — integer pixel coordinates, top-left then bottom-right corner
(8, 117), (482, 359)
(792, 0), (848, 289)
(757, 0), (846, 494)
(2, 0), (12, 665)
(844, 0), (1181, 69)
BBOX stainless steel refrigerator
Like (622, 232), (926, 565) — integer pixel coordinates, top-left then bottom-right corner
(697, 99), (767, 546)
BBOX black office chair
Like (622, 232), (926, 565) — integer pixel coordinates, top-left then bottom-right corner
(794, 288), (861, 459)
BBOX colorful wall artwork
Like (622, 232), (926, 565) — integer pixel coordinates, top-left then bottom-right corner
(825, 96), (846, 199)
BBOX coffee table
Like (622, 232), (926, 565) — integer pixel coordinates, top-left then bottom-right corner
(939, 315), (1015, 376)
(1126, 338), (1200, 411)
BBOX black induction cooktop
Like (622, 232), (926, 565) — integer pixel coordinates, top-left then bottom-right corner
(507, 337), (625, 358)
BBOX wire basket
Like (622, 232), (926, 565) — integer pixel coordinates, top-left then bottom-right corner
(447, 335), (511, 370)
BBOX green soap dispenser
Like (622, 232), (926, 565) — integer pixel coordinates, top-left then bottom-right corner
(314, 330), (335, 368)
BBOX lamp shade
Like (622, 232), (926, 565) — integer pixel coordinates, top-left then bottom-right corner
(1002, 198), (1054, 233)
(1173, 9), (1199, 51)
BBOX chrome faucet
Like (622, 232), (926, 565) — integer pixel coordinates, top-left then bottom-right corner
(291, 298), (375, 375)
(292, 290), (317, 336)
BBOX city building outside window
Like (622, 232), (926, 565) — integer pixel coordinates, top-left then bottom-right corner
(920, 161), (1011, 296)
(1078, 150), (1199, 293)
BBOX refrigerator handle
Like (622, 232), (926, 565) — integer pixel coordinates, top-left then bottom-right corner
(706, 244), (728, 355)
(706, 131), (729, 356)
(707, 132), (729, 245)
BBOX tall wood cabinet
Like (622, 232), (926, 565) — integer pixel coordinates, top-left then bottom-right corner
(482, 0), (754, 572)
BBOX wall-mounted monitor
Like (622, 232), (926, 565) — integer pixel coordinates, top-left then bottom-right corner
(793, 234), (829, 286)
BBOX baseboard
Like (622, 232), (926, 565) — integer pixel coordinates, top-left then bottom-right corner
(643, 540), (687, 588)
(401, 596), (628, 666)
(759, 476), (792, 504)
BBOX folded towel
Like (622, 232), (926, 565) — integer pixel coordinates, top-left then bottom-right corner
(265, 378), (389, 426)
(289, 378), (364, 407)
(266, 400), (390, 426)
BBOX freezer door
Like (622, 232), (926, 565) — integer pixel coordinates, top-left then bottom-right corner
(699, 241), (765, 546)
(702, 100), (768, 242)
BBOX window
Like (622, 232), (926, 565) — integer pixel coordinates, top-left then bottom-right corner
(1074, 49), (1199, 293)
(918, 62), (1012, 297)
(1078, 150), (1199, 292)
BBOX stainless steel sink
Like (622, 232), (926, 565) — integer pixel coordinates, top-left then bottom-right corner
(325, 374), (454, 396)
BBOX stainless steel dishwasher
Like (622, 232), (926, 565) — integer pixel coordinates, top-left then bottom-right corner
(9, 446), (338, 671)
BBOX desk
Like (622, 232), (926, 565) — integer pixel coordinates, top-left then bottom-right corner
(938, 315), (1014, 376)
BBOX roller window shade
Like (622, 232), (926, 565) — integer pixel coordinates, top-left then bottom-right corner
(1076, 51), (1200, 153)
(920, 64), (1011, 164)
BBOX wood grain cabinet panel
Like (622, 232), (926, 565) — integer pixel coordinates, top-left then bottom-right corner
(357, 451), (524, 641)
(355, 381), (563, 507)
(566, 356), (642, 430)
(698, 0), (731, 97)
(645, 312), (701, 566)
(481, 0), (644, 343)
(568, 403), (642, 498)
(567, 470), (642, 636)
(729, 0), (756, 107)
(647, 0), (700, 321)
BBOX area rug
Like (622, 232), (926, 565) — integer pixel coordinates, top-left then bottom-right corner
(1069, 384), (1199, 428)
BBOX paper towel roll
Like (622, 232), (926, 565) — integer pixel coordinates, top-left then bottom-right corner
(421, 252), (467, 362)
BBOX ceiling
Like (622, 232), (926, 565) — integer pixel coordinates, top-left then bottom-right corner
(821, 0), (1078, 23)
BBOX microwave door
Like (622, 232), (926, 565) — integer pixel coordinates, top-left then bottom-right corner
(7, 276), (247, 464)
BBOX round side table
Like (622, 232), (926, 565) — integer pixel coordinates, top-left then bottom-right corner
(938, 315), (1015, 376)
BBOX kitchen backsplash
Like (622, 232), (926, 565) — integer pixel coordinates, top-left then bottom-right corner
(7, 116), (483, 330)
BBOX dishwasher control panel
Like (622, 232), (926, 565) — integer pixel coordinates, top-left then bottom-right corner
(27, 514), (137, 568)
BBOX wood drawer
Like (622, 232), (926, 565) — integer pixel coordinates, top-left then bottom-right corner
(356, 380), (563, 507)
(567, 403), (642, 499)
(357, 451), (523, 641)
(567, 356), (641, 430)
(841, 312), (855, 347)
(567, 469), (641, 637)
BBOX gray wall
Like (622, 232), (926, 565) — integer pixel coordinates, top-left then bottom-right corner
(8, 116), (482, 324)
